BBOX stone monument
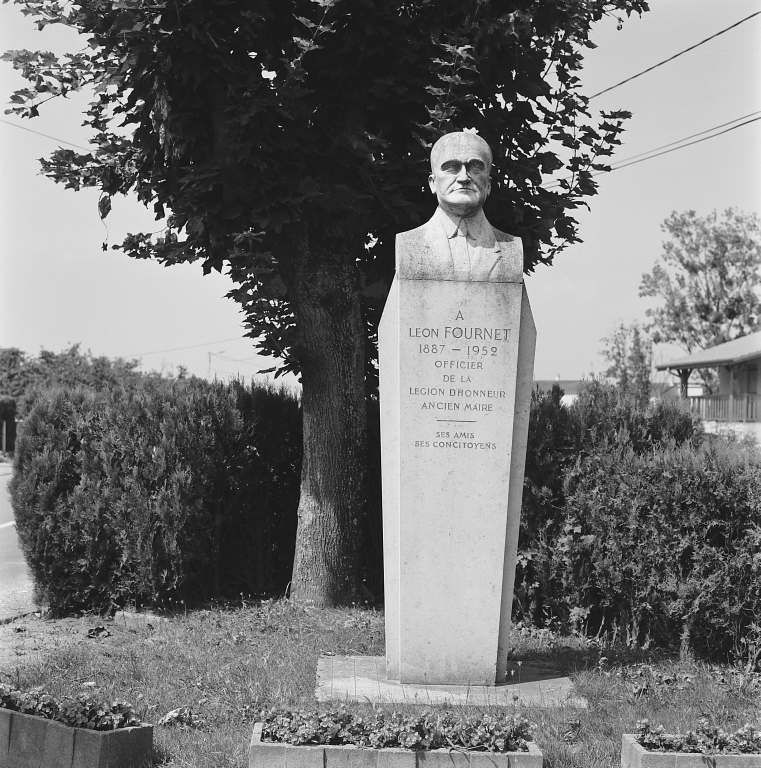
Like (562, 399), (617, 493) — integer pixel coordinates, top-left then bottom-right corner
(378, 132), (536, 685)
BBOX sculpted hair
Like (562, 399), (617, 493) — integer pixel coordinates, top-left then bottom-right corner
(430, 132), (493, 171)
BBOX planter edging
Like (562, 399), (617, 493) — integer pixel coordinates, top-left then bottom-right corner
(0, 706), (153, 768)
(621, 733), (761, 768)
(250, 722), (543, 768)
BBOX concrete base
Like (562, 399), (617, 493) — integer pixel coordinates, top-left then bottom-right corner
(316, 656), (587, 708)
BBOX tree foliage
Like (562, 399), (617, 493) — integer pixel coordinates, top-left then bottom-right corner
(601, 321), (651, 406)
(3, 0), (650, 606)
(0, 345), (157, 417)
(640, 209), (761, 389)
(4, 0), (647, 376)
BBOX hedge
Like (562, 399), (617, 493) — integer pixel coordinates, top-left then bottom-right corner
(10, 378), (301, 614)
(557, 442), (761, 660)
(518, 379), (761, 663)
(516, 380), (703, 629)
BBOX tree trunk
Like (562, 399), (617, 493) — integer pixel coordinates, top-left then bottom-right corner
(277, 224), (366, 607)
(678, 368), (690, 399)
(206, 96), (366, 607)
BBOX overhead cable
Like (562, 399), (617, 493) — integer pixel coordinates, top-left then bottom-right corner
(607, 110), (761, 166)
(611, 114), (761, 171)
(0, 117), (90, 150)
(589, 11), (761, 99)
(541, 112), (761, 189)
(123, 337), (248, 357)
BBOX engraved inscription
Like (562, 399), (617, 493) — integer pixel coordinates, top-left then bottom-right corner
(405, 309), (511, 450)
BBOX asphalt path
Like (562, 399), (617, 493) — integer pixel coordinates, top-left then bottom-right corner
(0, 465), (36, 620)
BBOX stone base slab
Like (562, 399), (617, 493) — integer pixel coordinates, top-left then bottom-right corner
(620, 734), (761, 768)
(249, 722), (543, 768)
(316, 656), (586, 708)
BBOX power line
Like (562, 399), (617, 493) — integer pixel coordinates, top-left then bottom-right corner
(608, 110), (761, 166)
(213, 353), (263, 366)
(611, 114), (761, 171)
(123, 337), (247, 357)
(541, 112), (761, 189)
(0, 117), (90, 151)
(589, 11), (761, 100)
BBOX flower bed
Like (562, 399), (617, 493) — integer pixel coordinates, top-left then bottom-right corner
(249, 708), (543, 768)
(621, 720), (761, 768)
(0, 685), (152, 768)
(0, 684), (140, 731)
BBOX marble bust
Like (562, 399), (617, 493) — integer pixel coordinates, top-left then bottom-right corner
(396, 132), (523, 282)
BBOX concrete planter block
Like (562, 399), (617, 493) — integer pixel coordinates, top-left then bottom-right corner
(0, 708), (153, 768)
(250, 723), (543, 768)
(621, 734), (761, 768)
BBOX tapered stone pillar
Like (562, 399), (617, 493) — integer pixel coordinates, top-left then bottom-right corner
(379, 274), (535, 685)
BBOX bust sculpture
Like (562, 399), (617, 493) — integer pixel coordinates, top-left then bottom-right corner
(396, 132), (523, 282)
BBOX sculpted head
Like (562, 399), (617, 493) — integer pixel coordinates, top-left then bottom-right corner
(428, 132), (492, 217)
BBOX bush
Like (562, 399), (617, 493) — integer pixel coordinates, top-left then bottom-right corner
(515, 379), (703, 627)
(10, 378), (301, 614)
(554, 441), (761, 661)
(568, 379), (703, 455)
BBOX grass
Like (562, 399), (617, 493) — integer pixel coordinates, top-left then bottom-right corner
(1, 601), (759, 767)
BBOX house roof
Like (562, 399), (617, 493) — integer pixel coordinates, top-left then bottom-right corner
(655, 331), (761, 371)
(533, 379), (583, 395)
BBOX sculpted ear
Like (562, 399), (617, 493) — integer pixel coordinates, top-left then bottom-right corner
(428, 173), (436, 194)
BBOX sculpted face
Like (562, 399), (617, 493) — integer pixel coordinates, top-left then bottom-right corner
(428, 133), (492, 217)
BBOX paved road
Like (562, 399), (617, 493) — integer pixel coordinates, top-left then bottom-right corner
(0, 466), (36, 621)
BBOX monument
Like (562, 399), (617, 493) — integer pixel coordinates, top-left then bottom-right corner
(314, 132), (580, 705)
(379, 132), (536, 686)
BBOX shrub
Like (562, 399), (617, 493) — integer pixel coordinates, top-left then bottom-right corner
(10, 378), (301, 614)
(554, 441), (761, 661)
(568, 379), (703, 455)
(515, 379), (702, 626)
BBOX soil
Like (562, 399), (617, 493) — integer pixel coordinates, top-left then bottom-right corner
(0, 610), (170, 672)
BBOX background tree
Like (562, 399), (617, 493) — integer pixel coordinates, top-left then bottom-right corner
(640, 209), (761, 392)
(601, 321), (652, 405)
(0, 345), (153, 417)
(4, 0), (648, 607)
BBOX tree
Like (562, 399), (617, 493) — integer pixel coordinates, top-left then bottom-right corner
(3, 0), (648, 607)
(601, 321), (651, 405)
(640, 209), (761, 392)
(0, 344), (151, 417)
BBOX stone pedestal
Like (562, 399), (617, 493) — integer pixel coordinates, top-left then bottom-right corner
(378, 276), (535, 685)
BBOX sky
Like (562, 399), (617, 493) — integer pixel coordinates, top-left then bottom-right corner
(1, 0), (760, 387)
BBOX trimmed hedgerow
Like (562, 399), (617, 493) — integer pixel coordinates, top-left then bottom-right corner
(0, 684), (140, 731)
(10, 378), (301, 614)
(261, 707), (535, 752)
(516, 380), (702, 628)
(555, 441), (761, 660)
(636, 719), (761, 755)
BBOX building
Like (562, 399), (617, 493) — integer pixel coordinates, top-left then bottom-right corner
(533, 378), (583, 407)
(655, 331), (761, 438)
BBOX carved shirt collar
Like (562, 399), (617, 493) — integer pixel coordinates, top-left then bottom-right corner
(434, 206), (496, 248)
